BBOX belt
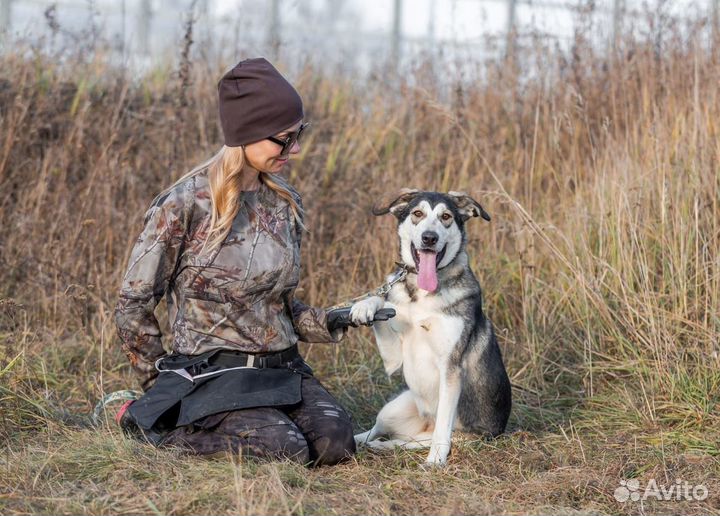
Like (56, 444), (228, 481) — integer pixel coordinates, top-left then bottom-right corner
(155, 345), (301, 383)
(209, 345), (300, 369)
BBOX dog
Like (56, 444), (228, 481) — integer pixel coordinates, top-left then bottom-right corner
(350, 189), (512, 466)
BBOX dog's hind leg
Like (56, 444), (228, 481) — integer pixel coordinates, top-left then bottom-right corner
(363, 433), (433, 451)
(355, 390), (431, 447)
(353, 428), (377, 445)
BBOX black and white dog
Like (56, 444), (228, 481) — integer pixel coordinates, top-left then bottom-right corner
(351, 189), (512, 466)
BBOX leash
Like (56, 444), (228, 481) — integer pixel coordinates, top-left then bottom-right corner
(325, 263), (410, 312)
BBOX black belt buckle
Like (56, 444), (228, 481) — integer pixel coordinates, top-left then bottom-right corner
(210, 345), (298, 370)
(258, 354), (282, 368)
(158, 350), (214, 373)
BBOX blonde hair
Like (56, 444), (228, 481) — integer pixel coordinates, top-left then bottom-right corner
(165, 145), (304, 255)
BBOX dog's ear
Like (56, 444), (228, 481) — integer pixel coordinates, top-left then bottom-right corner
(372, 188), (421, 218)
(448, 191), (491, 222)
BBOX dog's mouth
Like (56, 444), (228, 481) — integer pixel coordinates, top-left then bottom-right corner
(411, 243), (447, 267)
(411, 243), (446, 293)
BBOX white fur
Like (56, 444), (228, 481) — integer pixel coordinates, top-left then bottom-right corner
(349, 296), (384, 326)
(351, 295), (403, 375)
(354, 287), (466, 466)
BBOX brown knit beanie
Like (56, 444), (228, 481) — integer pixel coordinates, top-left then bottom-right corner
(217, 58), (304, 147)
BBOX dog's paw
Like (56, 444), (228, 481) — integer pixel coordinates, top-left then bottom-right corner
(353, 430), (373, 446)
(424, 443), (451, 467)
(419, 460), (446, 471)
(350, 296), (384, 326)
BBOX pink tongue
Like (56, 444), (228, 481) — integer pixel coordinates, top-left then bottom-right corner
(417, 251), (438, 292)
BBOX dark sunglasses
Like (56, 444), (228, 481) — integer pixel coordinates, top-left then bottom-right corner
(266, 122), (310, 157)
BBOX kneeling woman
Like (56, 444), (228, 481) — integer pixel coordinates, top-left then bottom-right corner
(113, 58), (355, 466)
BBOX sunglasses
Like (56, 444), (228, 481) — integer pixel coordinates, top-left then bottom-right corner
(266, 122), (310, 157)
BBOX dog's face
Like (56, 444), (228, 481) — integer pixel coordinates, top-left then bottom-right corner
(374, 189), (490, 293)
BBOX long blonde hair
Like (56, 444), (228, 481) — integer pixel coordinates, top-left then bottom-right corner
(165, 145), (304, 255)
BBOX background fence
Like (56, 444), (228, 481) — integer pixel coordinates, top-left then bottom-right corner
(0, 0), (717, 76)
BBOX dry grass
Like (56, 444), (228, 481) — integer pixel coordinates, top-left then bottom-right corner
(1, 16), (719, 515)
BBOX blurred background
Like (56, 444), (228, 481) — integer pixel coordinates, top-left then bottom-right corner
(1, 0), (717, 76)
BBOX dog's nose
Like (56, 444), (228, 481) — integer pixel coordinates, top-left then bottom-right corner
(421, 231), (439, 247)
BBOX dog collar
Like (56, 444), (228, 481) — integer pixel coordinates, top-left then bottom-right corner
(394, 261), (417, 275)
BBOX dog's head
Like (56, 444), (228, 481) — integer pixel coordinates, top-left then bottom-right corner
(373, 189), (490, 293)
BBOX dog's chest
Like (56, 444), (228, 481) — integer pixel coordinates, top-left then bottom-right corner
(388, 286), (464, 354)
(388, 287), (465, 412)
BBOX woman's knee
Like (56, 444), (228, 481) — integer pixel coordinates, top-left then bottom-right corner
(309, 418), (356, 466)
(220, 409), (312, 463)
(274, 424), (312, 464)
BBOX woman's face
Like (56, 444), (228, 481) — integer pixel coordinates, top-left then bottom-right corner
(244, 120), (303, 173)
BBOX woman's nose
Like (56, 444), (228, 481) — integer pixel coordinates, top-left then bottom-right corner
(289, 140), (301, 155)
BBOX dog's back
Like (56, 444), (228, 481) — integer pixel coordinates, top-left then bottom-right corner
(454, 301), (512, 437)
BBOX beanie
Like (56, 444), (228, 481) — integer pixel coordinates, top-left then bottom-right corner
(217, 58), (304, 147)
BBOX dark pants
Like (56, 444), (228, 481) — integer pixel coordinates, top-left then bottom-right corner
(160, 375), (356, 466)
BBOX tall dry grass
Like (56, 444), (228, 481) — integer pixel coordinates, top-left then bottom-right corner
(1, 15), (719, 515)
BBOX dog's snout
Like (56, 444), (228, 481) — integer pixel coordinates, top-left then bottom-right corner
(421, 231), (439, 247)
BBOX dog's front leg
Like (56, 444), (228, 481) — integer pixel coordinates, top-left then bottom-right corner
(349, 296), (385, 325)
(372, 309), (403, 376)
(426, 367), (462, 466)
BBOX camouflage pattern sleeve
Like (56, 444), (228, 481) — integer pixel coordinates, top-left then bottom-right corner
(113, 180), (195, 390)
(291, 299), (346, 343)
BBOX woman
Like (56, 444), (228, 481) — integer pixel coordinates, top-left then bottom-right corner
(113, 58), (355, 466)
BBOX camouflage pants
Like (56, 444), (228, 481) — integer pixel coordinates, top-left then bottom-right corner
(160, 375), (356, 466)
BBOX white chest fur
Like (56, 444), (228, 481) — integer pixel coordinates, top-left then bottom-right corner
(386, 287), (465, 417)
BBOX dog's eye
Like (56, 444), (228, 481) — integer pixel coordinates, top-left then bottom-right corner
(412, 210), (424, 218)
(441, 213), (453, 221)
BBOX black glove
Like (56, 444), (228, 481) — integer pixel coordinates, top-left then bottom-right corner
(326, 306), (396, 333)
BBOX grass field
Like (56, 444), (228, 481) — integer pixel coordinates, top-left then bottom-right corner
(1, 17), (719, 515)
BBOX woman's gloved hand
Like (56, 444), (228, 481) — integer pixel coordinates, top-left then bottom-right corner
(326, 305), (396, 334)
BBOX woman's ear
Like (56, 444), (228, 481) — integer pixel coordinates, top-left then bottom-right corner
(372, 188), (421, 218)
(448, 191), (491, 222)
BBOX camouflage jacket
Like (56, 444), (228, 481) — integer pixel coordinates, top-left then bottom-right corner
(114, 167), (340, 390)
